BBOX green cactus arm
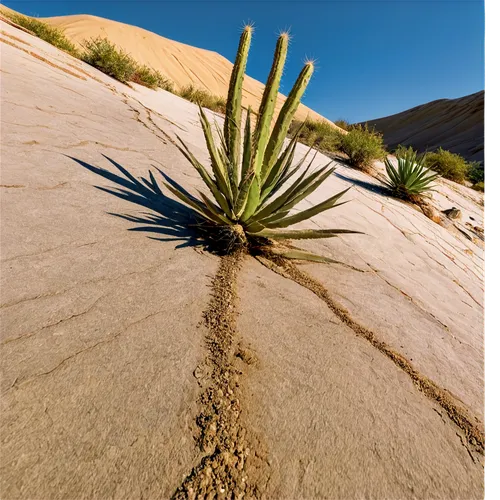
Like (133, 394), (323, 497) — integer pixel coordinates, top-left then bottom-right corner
(239, 107), (253, 192)
(263, 61), (314, 175)
(224, 25), (252, 175)
(252, 32), (288, 178)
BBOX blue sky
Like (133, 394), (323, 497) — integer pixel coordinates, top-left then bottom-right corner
(4, 0), (484, 123)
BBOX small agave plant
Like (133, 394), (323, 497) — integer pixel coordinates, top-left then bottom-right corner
(382, 150), (440, 201)
(162, 26), (359, 262)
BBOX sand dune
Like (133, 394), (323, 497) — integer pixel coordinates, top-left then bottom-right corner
(40, 13), (337, 127)
(363, 91), (484, 164)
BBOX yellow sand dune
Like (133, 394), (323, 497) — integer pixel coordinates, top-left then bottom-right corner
(40, 13), (337, 127)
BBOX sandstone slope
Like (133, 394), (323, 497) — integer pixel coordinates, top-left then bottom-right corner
(0, 19), (484, 499)
(363, 91), (484, 164)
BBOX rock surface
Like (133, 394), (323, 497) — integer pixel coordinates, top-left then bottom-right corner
(0, 20), (484, 499)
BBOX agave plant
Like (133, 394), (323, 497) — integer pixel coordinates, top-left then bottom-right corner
(382, 150), (439, 200)
(160, 26), (359, 262)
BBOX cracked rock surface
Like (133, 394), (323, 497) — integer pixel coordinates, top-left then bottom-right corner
(0, 20), (483, 499)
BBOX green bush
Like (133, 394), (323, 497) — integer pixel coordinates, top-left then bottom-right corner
(334, 119), (353, 131)
(393, 144), (417, 157)
(178, 84), (226, 114)
(131, 65), (174, 91)
(289, 119), (342, 153)
(153, 70), (175, 92)
(467, 161), (484, 184)
(81, 37), (175, 91)
(5, 13), (79, 56)
(339, 124), (386, 169)
(422, 148), (471, 183)
(81, 37), (136, 83)
(131, 65), (159, 88)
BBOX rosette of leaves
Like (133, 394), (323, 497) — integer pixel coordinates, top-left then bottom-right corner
(161, 26), (359, 262)
(383, 150), (440, 200)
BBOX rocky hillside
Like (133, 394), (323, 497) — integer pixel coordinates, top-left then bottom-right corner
(1, 15), (484, 500)
(363, 91), (484, 164)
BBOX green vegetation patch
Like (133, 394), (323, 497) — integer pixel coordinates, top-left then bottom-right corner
(178, 84), (227, 114)
(338, 124), (386, 170)
(289, 119), (343, 154)
(81, 37), (173, 91)
(382, 150), (439, 200)
(4, 12), (79, 57)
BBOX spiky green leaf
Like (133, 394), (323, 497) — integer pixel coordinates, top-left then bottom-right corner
(162, 182), (224, 225)
(272, 248), (337, 263)
(265, 187), (351, 228)
(250, 228), (362, 239)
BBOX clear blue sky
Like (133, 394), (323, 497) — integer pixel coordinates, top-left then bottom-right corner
(4, 0), (484, 123)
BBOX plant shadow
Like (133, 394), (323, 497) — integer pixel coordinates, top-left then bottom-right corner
(334, 171), (391, 197)
(68, 154), (205, 249)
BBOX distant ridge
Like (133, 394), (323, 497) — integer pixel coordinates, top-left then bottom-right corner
(362, 91), (484, 164)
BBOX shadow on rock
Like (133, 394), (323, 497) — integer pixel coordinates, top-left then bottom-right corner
(69, 154), (202, 248)
(334, 171), (391, 197)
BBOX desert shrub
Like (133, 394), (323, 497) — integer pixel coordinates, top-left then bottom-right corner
(81, 37), (136, 83)
(338, 124), (386, 169)
(131, 65), (174, 91)
(393, 144), (418, 157)
(178, 84), (226, 113)
(320, 134), (343, 153)
(5, 13), (79, 56)
(130, 65), (159, 88)
(153, 70), (175, 92)
(467, 161), (484, 184)
(289, 119), (342, 153)
(159, 27), (359, 262)
(81, 37), (174, 91)
(209, 96), (227, 114)
(382, 150), (439, 200)
(423, 148), (471, 183)
(334, 119), (353, 131)
(393, 146), (484, 188)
